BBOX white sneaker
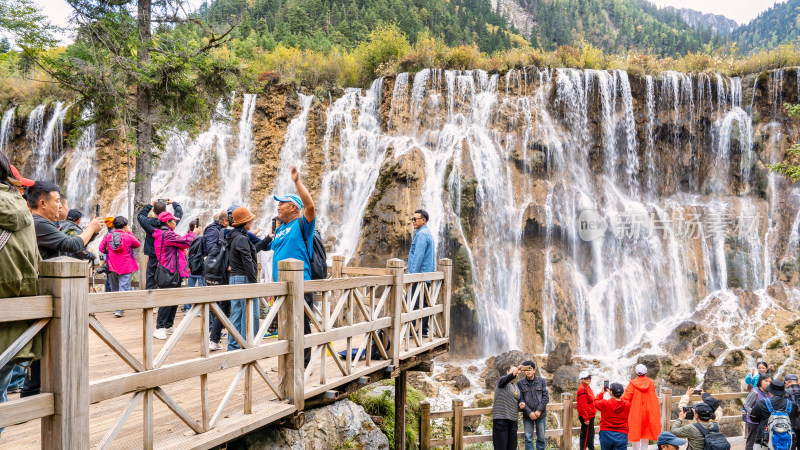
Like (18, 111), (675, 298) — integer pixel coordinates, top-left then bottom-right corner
(166, 327), (175, 335)
(209, 342), (223, 351)
(114, 311), (124, 318)
(153, 328), (168, 340)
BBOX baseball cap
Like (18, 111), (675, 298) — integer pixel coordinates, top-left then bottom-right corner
(9, 164), (34, 187)
(66, 209), (83, 222)
(694, 403), (714, 420)
(785, 374), (799, 382)
(609, 382), (624, 397)
(657, 432), (687, 447)
(274, 194), (303, 209)
(635, 364), (648, 375)
(158, 211), (176, 223)
(579, 371), (591, 380)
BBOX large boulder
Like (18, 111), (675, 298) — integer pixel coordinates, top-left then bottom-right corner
(667, 364), (697, 388)
(637, 354), (674, 378)
(551, 365), (580, 395)
(454, 374), (471, 392)
(545, 343), (573, 373)
(702, 366), (742, 393)
(238, 399), (389, 449)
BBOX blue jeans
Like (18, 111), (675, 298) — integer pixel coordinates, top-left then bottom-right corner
(108, 272), (132, 314)
(523, 414), (546, 450)
(227, 275), (258, 351)
(185, 276), (205, 311)
(0, 360), (16, 436)
(8, 363), (26, 390)
(599, 430), (628, 450)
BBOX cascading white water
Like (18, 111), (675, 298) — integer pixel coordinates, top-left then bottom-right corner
(32, 102), (70, 182)
(316, 79), (386, 261)
(1, 107), (15, 153)
(219, 93), (257, 208)
(65, 106), (98, 216)
(260, 93), (314, 227)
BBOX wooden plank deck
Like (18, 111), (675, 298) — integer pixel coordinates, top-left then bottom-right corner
(1, 309), (446, 449)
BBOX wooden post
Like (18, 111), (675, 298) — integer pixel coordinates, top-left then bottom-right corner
(452, 398), (464, 450)
(137, 253), (147, 291)
(438, 258), (452, 338)
(420, 402), (431, 450)
(278, 259), (305, 409)
(331, 256), (344, 327)
(662, 387), (673, 432)
(560, 393), (573, 450)
(38, 257), (90, 449)
(395, 370), (407, 450)
(387, 259), (404, 367)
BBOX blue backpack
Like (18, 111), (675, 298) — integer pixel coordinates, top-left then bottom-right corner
(765, 398), (794, 450)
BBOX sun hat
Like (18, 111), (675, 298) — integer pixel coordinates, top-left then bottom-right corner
(9, 164), (34, 187)
(635, 364), (648, 375)
(767, 379), (787, 397)
(231, 206), (256, 227)
(579, 371), (591, 380)
(657, 432), (687, 447)
(274, 194), (303, 209)
(158, 211), (176, 223)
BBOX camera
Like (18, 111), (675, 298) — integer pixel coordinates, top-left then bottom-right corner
(682, 406), (694, 420)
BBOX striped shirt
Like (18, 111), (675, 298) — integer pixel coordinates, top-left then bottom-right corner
(493, 373), (522, 421)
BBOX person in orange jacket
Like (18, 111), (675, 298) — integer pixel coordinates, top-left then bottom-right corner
(622, 364), (661, 450)
(577, 371), (597, 450)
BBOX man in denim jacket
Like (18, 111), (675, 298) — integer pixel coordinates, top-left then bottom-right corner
(518, 360), (550, 450)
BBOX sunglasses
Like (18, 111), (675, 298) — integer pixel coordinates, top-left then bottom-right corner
(410, 217), (424, 222)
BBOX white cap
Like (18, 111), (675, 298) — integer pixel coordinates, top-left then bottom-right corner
(635, 364), (648, 375)
(579, 371), (591, 379)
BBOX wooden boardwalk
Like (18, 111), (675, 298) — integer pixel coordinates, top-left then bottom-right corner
(0, 256), (451, 449)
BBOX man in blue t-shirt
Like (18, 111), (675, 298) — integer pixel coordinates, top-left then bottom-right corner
(271, 165), (316, 366)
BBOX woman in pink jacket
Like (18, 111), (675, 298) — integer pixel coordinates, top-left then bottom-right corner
(152, 211), (197, 340)
(99, 216), (141, 318)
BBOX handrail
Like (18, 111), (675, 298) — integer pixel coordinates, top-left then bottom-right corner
(0, 256), (453, 449)
(419, 388), (748, 450)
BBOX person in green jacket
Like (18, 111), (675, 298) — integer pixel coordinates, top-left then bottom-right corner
(0, 152), (40, 436)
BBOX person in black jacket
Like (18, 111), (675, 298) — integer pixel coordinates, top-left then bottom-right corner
(225, 207), (271, 351)
(749, 379), (799, 448)
(137, 199), (182, 290)
(518, 360), (550, 450)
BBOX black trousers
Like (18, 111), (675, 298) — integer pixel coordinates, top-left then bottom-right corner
(493, 418), (518, 450)
(746, 422), (760, 450)
(20, 359), (40, 398)
(580, 417), (595, 450)
(155, 283), (181, 329)
(145, 256), (158, 290)
(210, 300), (231, 344)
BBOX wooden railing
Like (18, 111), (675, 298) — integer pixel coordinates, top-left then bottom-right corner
(419, 388), (749, 449)
(0, 256), (452, 449)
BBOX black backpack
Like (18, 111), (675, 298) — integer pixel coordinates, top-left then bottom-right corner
(370, 329), (390, 360)
(300, 225), (327, 280)
(694, 422), (731, 450)
(204, 237), (229, 284)
(187, 235), (205, 276)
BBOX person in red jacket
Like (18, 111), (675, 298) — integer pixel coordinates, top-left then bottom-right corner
(577, 371), (597, 450)
(622, 364), (662, 450)
(594, 382), (631, 450)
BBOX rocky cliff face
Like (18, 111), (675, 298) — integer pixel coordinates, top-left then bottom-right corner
(5, 67), (800, 368)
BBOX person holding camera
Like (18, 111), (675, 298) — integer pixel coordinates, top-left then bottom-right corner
(671, 402), (719, 450)
(492, 365), (526, 450)
(137, 198), (183, 290)
(744, 375), (772, 450)
(518, 360), (549, 450)
(152, 211), (197, 340)
(593, 382), (631, 450)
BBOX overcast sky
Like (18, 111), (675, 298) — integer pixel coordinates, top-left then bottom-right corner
(30, 0), (792, 45)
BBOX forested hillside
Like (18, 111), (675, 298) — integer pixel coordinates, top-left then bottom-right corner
(200, 0), (525, 54)
(729, 0), (800, 53)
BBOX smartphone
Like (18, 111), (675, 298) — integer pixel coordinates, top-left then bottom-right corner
(518, 365), (532, 372)
(95, 203), (100, 217)
(604, 380), (609, 390)
(271, 218), (278, 233)
(693, 389), (702, 395)
(158, 198), (168, 203)
(195, 218), (200, 227)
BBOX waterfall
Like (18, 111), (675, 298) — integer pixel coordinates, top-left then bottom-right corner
(644, 76), (656, 195)
(1, 107), (15, 153)
(261, 93), (314, 227)
(316, 79), (386, 261)
(65, 106), (98, 216)
(32, 102), (70, 182)
(219, 93), (257, 208)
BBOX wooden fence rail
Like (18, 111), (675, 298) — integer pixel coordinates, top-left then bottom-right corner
(0, 256), (452, 449)
(420, 388), (750, 449)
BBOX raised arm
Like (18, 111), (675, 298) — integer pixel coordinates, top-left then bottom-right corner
(291, 166), (315, 223)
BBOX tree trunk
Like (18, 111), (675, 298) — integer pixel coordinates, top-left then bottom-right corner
(133, 0), (153, 241)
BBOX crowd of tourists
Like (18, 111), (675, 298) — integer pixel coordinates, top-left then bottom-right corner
(0, 149), (440, 438)
(492, 360), (800, 450)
